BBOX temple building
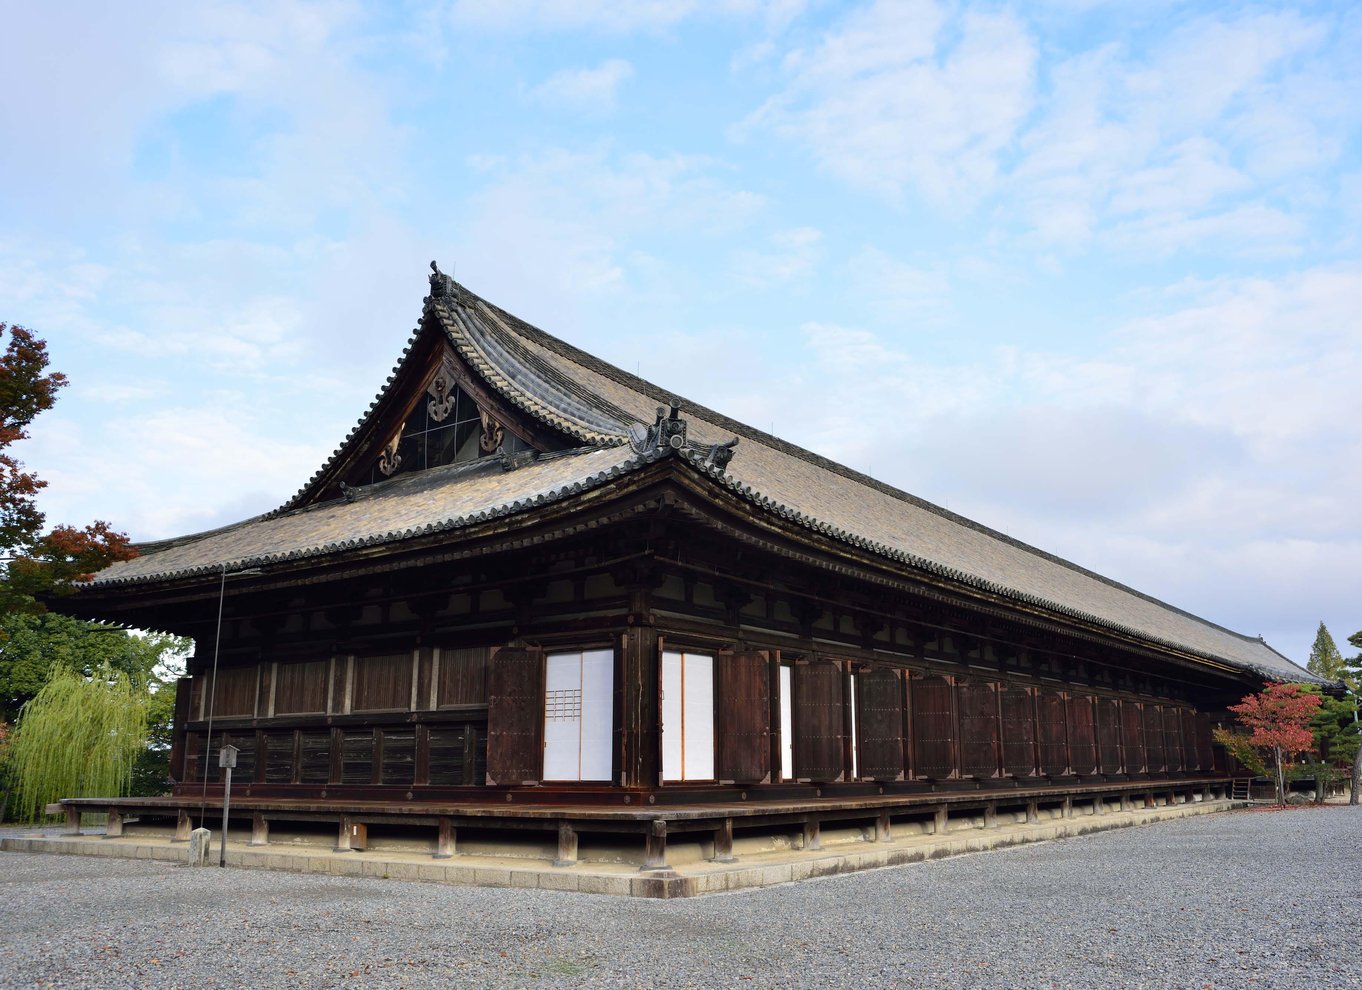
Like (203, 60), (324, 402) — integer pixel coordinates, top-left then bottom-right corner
(58, 264), (1316, 886)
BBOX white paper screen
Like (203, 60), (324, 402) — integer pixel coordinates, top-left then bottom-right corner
(780, 664), (793, 780)
(543, 650), (613, 781)
(662, 651), (715, 781)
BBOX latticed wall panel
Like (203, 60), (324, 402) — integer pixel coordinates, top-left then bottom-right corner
(1181, 708), (1199, 771)
(1196, 713), (1215, 772)
(912, 675), (957, 779)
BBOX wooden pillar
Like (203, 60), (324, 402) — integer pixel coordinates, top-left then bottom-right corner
(249, 813), (269, 846)
(713, 818), (735, 863)
(336, 816), (353, 853)
(1120, 793), (1133, 813)
(1144, 791), (1156, 809)
(1025, 801), (1038, 824)
(554, 823), (579, 867)
(934, 805), (949, 835)
(435, 817), (456, 859)
(105, 809), (124, 837)
(175, 810), (191, 841)
(802, 817), (821, 851)
(621, 626), (660, 789)
(875, 810), (892, 843)
(64, 807), (80, 835)
(1093, 796), (1106, 816)
(643, 819), (668, 871)
(1061, 796), (1073, 819)
(984, 802), (998, 828)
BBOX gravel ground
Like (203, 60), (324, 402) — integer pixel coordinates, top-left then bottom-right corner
(1, 805), (1358, 990)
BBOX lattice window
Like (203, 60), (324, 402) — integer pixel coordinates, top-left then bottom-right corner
(545, 688), (582, 722)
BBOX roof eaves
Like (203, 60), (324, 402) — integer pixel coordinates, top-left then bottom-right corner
(82, 447), (667, 590)
(673, 447), (1321, 686)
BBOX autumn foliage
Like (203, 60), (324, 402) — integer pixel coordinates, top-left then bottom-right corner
(0, 324), (135, 619)
(1228, 682), (1323, 804)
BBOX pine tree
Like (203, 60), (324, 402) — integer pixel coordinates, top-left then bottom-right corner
(1306, 622), (1345, 680)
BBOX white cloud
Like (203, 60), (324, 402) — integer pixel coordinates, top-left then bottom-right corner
(731, 226), (822, 286)
(529, 58), (634, 113)
(740, 1), (1036, 205)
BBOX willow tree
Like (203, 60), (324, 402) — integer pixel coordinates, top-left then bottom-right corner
(8, 664), (148, 822)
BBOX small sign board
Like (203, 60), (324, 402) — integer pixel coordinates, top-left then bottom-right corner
(218, 744), (239, 769)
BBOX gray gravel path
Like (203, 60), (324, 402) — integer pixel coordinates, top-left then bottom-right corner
(1, 805), (1358, 989)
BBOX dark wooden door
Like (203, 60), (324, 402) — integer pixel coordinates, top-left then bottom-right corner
(912, 675), (956, 780)
(485, 646), (545, 785)
(1144, 705), (1166, 772)
(1067, 695), (1097, 775)
(1037, 689), (1069, 777)
(794, 661), (844, 782)
(1000, 683), (1037, 777)
(857, 667), (905, 781)
(1096, 697), (1123, 774)
(958, 680), (1000, 778)
(717, 650), (771, 783)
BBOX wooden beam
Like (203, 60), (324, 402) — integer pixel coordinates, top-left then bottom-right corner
(802, 817), (821, 851)
(642, 819), (668, 871)
(875, 810), (891, 843)
(250, 813), (269, 846)
(175, 810), (191, 842)
(105, 809), (124, 837)
(554, 823), (579, 867)
(712, 817), (735, 863)
(436, 816), (456, 859)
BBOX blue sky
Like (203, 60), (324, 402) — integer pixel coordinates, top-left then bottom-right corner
(3, 0), (1359, 665)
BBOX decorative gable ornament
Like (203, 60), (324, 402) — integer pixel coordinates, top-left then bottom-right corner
(630, 404), (739, 471)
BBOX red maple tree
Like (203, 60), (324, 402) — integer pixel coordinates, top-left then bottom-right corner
(1229, 682), (1322, 804)
(0, 324), (135, 619)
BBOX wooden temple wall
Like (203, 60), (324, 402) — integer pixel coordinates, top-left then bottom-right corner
(172, 633), (1225, 797)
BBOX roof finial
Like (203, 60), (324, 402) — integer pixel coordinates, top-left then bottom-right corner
(429, 260), (454, 298)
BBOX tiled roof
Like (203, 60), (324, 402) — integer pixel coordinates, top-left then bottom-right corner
(88, 272), (1315, 684)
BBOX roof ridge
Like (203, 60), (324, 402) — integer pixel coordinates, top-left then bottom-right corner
(459, 280), (1277, 655)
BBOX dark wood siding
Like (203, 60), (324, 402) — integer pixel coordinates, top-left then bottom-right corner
(1196, 713), (1215, 772)
(298, 731), (331, 784)
(1144, 706), (1166, 772)
(717, 651), (771, 784)
(341, 730), (375, 784)
(1096, 697), (1123, 774)
(1181, 709), (1199, 771)
(220, 731), (257, 782)
(1000, 683), (1037, 777)
(352, 653), (413, 712)
(856, 667), (905, 781)
(264, 731), (295, 783)
(1163, 707), (1183, 772)
(912, 675), (956, 780)
(380, 729), (416, 785)
(1037, 689), (1069, 777)
(1122, 702), (1146, 773)
(1067, 695), (1097, 775)
(427, 723), (486, 786)
(485, 647), (545, 785)
(794, 661), (844, 782)
(209, 666), (258, 718)
(169, 677), (191, 782)
(438, 647), (489, 707)
(958, 680), (1000, 779)
(274, 660), (329, 715)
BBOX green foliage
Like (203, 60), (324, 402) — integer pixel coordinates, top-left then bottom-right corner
(1307, 622), (1346, 680)
(8, 665), (148, 822)
(1213, 726), (1268, 776)
(0, 612), (187, 723)
(1304, 688), (1360, 767)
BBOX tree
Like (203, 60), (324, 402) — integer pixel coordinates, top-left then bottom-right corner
(1228, 682), (1322, 804)
(1344, 631), (1362, 805)
(1306, 622), (1346, 680)
(0, 323), (134, 619)
(7, 664), (148, 822)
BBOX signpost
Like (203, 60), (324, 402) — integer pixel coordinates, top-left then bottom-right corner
(218, 744), (238, 868)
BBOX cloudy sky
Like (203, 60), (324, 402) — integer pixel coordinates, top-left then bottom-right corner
(3, 0), (1359, 665)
